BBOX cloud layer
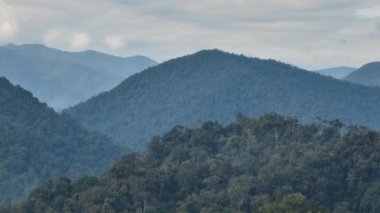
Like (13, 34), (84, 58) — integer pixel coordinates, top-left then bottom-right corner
(2, 0), (380, 69)
(0, 1), (18, 44)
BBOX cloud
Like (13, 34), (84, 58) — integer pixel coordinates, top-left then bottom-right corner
(4, 0), (380, 68)
(357, 7), (380, 18)
(0, 21), (18, 42)
(0, 1), (18, 44)
(43, 29), (63, 46)
(43, 30), (91, 51)
(105, 35), (125, 50)
(70, 32), (91, 50)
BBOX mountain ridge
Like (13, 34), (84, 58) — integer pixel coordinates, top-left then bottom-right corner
(6, 43), (155, 64)
(0, 76), (124, 204)
(313, 66), (356, 79)
(0, 43), (157, 109)
(344, 62), (380, 87)
(66, 49), (380, 151)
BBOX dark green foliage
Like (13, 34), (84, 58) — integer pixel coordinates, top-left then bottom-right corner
(0, 77), (124, 204)
(345, 62), (380, 88)
(66, 50), (380, 151)
(11, 113), (380, 212)
(260, 193), (323, 213)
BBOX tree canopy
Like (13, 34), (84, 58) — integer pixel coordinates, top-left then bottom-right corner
(67, 49), (380, 151)
(0, 77), (124, 204)
(7, 113), (380, 212)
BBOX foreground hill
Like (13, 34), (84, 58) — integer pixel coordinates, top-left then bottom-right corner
(313, 66), (356, 79)
(8, 114), (380, 212)
(344, 62), (380, 87)
(0, 77), (123, 204)
(66, 49), (380, 151)
(0, 44), (157, 109)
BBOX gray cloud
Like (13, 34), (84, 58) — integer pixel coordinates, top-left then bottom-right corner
(0, 1), (18, 43)
(2, 0), (380, 69)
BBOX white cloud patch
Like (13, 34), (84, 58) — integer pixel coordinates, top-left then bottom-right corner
(43, 29), (63, 46)
(70, 32), (91, 50)
(0, 1), (18, 44)
(105, 35), (125, 50)
(357, 7), (380, 18)
(43, 30), (91, 51)
(4, 0), (380, 68)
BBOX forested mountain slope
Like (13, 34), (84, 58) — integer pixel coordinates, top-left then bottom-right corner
(0, 77), (123, 204)
(344, 62), (380, 87)
(0, 44), (157, 109)
(8, 114), (380, 212)
(67, 49), (380, 151)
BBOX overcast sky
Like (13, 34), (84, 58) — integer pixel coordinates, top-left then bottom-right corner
(1, 0), (380, 69)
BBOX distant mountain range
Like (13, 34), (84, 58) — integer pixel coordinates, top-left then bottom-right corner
(0, 44), (157, 110)
(344, 62), (380, 88)
(313, 66), (356, 79)
(66, 49), (380, 151)
(0, 77), (123, 204)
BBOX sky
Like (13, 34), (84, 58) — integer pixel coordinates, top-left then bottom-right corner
(1, 0), (380, 70)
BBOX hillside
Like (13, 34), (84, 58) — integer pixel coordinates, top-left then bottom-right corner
(313, 66), (356, 79)
(66, 49), (380, 151)
(0, 44), (157, 109)
(344, 62), (380, 87)
(8, 114), (380, 212)
(0, 77), (124, 204)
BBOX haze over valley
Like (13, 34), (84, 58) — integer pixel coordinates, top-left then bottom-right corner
(1, 0), (380, 212)
(0, 43), (156, 110)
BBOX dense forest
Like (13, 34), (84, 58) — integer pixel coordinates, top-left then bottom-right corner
(67, 49), (380, 151)
(0, 44), (156, 109)
(6, 113), (380, 212)
(0, 77), (124, 204)
(345, 62), (380, 88)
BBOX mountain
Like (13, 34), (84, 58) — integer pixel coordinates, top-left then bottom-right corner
(0, 77), (124, 204)
(9, 114), (380, 212)
(0, 43), (157, 110)
(344, 62), (380, 87)
(313, 66), (356, 79)
(65, 49), (380, 151)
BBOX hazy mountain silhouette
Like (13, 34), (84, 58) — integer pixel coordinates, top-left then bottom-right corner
(314, 66), (356, 79)
(0, 43), (157, 110)
(344, 62), (380, 87)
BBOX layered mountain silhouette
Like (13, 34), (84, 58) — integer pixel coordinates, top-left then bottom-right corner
(344, 62), (380, 87)
(0, 43), (157, 110)
(0, 77), (123, 204)
(66, 49), (380, 151)
(314, 66), (356, 79)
